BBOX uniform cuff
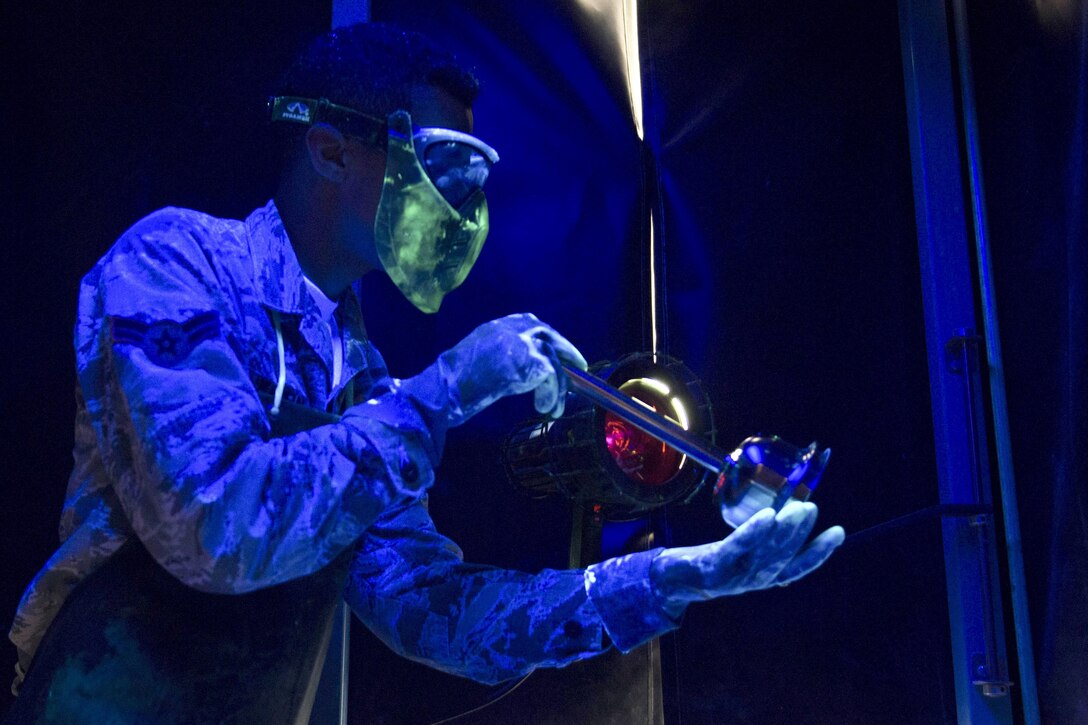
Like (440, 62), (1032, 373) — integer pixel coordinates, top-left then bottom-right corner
(584, 548), (680, 652)
(340, 389), (440, 500)
(392, 363), (452, 459)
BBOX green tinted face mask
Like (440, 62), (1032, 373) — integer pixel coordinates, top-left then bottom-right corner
(374, 110), (494, 314)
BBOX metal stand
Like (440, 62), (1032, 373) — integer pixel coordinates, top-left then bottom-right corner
(897, 0), (1039, 720)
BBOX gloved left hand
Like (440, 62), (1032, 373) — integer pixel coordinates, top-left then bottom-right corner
(650, 501), (845, 618)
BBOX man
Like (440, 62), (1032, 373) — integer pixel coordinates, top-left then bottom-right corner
(5, 23), (844, 724)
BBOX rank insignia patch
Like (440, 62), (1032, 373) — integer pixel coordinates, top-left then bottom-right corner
(109, 311), (221, 367)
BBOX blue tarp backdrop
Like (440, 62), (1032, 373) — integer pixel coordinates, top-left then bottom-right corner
(361, 2), (950, 722)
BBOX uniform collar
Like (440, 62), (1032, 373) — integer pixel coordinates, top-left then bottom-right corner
(245, 199), (309, 314)
(246, 200), (374, 395)
(303, 275), (339, 322)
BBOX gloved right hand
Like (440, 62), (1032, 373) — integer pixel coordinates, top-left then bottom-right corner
(432, 313), (588, 427)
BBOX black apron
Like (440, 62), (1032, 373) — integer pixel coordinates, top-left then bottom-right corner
(6, 397), (351, 725)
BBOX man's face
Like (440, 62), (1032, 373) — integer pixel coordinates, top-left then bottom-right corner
(338, 84), (474, 273)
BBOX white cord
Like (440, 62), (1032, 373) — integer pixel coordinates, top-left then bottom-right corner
(270, 309), (287, 416)
(426, 672), (534, 725)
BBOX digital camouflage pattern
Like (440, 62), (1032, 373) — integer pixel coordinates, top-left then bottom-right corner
(9, 201), (677, 695)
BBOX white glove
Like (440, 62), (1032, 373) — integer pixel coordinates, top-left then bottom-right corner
(436, 313), (588, 426)
(650, 501), (845, 618)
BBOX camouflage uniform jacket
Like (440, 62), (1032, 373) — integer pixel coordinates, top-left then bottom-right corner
(8, 200), (676, 693)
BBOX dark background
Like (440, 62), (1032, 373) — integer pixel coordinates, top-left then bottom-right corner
(2, 1), (1084, 723)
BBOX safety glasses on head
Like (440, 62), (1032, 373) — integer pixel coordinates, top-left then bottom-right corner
(268, 96), (498, 208)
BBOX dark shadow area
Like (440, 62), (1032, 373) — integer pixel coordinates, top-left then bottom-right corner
(1, 1), (330, 716)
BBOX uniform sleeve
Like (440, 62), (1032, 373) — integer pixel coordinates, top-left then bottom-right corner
(79, 211), (448, 593)
(344, 501), (680, 685)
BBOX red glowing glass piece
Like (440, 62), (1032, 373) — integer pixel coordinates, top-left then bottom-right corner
(602, 382), (685, 486)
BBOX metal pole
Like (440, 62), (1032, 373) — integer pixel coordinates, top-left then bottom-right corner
(332, 0), (369, 29)
(563, 364), (727, 474)
(896, 0), (1017, 721)
(948, 2), (1041, 720)
(315, 9), (372, 725)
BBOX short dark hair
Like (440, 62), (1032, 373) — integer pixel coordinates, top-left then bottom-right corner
(273, 22), (479, 121)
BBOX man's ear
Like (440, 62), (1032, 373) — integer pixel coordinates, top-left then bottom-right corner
(304, 124), (349, 182)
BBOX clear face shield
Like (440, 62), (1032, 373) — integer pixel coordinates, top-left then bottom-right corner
(268, 96), (499, 313)
(374, 110), (497, 313)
